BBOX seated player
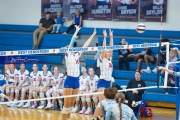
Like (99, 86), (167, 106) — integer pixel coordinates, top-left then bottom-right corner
(144, 38), (169, 73)
(10, 63), (29, 107)
(125, 71), (146, 108)
(1, 64), (18, 105)
(72, 66), (89, 113)
(45, 66), (64, 110)
(0, 90), (11, 101)
(22, 63), (40, 108)
(135, 44), (152, 72)
(37, 64), (52, 109)
(84, 68), (99, 114)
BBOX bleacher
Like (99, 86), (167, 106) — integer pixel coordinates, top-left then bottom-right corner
(0, 24), (180, 108)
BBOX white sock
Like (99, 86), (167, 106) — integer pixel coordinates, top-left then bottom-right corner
(82, 106), (86, 109)
(132, 101), (135, 105)
(48, 101), (51, 105)
(154, 68), (157, 70)
(147, 67), (150, 70)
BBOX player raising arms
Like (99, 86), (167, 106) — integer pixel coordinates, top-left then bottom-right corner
(23, 63), (40, 108)
(62, 25), (96, 120)
(37, 64), (52, 109)
(93, 29), (114, 119)
(1, 64), (18, 105)
(10, 63), (29, 107)
(45, 66), (64, 110)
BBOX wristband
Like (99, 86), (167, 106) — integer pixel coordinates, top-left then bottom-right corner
(70, 37), (76, 48)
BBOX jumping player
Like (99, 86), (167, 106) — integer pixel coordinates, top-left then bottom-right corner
(45, 66), (64, 110)
(72, 66), (89, 113)
(37, 64), (52, 109)
(93, 29), (114, 119)
(61, 25), (96, 120)
(10, 63), (29, 107)
(22, 63), (40, 108)
(1, 64), (18, 105)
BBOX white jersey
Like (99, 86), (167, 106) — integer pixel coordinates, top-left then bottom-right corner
(153, 0), (164, 5)
(100, 58), (113, 81)
(6, 69), (18, 83)
(30, 71), (40, 86)
(17, 70), (29, 86)
(65, 52), (80, 77)
(121, 0), (131, 4)
(39, 71), (52, 86)
(79, 75), (89, 91)
(52, 73), (64, 90)
(87, 75), (99, 92)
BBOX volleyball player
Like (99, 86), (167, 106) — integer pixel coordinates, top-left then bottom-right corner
(1, 64), (18, 105)
(22, 64), (40, 108)
(45, 66), (64, 110)
(0, 90), (11, 101)
(72, 66), (89, 113)
(92, 29), (114, 119)
(37, 64), (52, 109)
(84, 68), (99, 115)
(61, 25), (96, 120)
(10, 63), (29, 107)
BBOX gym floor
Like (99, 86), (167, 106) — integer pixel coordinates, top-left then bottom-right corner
(0, 105), (176, 120)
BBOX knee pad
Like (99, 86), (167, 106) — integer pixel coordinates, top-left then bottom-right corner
(86, 98), (91, 102)
(81, 97), (85, 102)
(46, 91), (50, 97)
(40, 93), (45, 98)
(76, 96), (80, 101)
(11, 88), (14, 93)
(62, 107), (69, 114)
(29, 89), (33, 93)
(93, 97), (98, 102)
(15, 89), (19, 94)
(68, 107), (73, 114)
(22, 88), (26, 93)
(6, 88), (10, 93)
(33, 92), (37, 97)
(52, 93), (60, 97)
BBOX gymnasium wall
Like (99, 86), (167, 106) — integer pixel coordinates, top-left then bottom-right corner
(0, 0), (180, 31)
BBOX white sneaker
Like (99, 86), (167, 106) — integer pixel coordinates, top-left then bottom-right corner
(10, 101), (19, 107)
(76, 36), (79, 39)
(6, 102), (12, 107)
(37, 104), (45, 109)
(72, 106), (80, 113)
(45, 104), (54, 110)
(131, 101), (138, 108)
(56, 31), (59, 33)
(51, 31), (55, 33)
(17, 102), (24, 108)
(62, 32), (67, 34)
(84, 108), (93, 114)
(144, 69), (151, 73)
(165, 92), (168, 94)
(23, 102), (31, 108)
(152, 68), (157, 73)
(59, 100), (63, 110)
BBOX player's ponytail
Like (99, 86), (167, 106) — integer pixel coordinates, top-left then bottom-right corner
(115, 92), (125, 120)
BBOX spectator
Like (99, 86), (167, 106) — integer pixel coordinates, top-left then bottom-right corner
(118, 38), (132, 70)
(33, 12), (55, 49)
(105, 92), (137, 120)
(63, 9), (82, 39)
(172, 47), (180, 60)
(126, 71), (146, 108)
(144, 38), (169, 73)
(51, 12), (64, 33)
(135, 43), (152, 72)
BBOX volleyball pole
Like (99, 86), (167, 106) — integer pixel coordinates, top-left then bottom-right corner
(176, 63), (180, 120)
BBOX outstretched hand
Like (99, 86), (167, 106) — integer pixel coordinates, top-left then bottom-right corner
(157, 66), (164, 70)
(103, 29), (107, 37)
(75, 25), (81, 31)
(93, 28), (97, 35)
(109, 29), (113, 37)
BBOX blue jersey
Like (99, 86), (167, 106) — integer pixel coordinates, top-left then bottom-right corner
(56, 17), (63, 24)
(74, 15), (81, 25)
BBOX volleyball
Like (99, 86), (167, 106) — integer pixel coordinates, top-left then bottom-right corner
(136, 23), (146, 33)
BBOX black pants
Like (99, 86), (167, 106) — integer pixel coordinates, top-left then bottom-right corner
(164, 80), (175, 93)
(125, 91), (142, 108)
(119, 56), (130, 70)
(93, 62), (100, 77)
(66, 24), (79, 35)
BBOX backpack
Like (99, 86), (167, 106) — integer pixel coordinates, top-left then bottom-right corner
(140, 106), (153, 117)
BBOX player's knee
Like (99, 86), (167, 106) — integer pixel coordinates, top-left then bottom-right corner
(93, 97), (98, 102)
(40, 93), (45, 98)
(81, 97), (86, 102)
(46, 91), (50, 96)
(86, 97), (91, 102)
(6, 88), (10, 93)
(76, 96), (80, 101)
(22, 88), (26, 93)
(10, 88), (15, 93)
(29, 89), (33, 93)
(33, 92), (37, 97)
(1, 89), (4, 93)
(62, 107), (69, 114)
(15, 89), (19, 94)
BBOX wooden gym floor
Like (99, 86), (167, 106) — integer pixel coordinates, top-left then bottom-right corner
(0, 105), (176, 120)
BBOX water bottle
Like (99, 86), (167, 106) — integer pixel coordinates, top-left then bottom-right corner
(159, 76), (162, 85)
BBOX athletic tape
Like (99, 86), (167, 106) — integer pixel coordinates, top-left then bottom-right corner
(0, 86), (177, 105)
(0, 43), (159, 56)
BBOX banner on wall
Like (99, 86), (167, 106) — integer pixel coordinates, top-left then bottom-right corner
(41, 0), (63, 19)
(87, 0), (112, 20)
(112, 0), (139, 21)
(140, 0), (167, 22)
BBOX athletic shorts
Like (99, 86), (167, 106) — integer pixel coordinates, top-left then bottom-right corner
(97, 1), (106, 5)
(64, 75), (79, 89)
(8, 82), (13, 84)
(97, 79), (111, 89)
(154, 56), (166, 64)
